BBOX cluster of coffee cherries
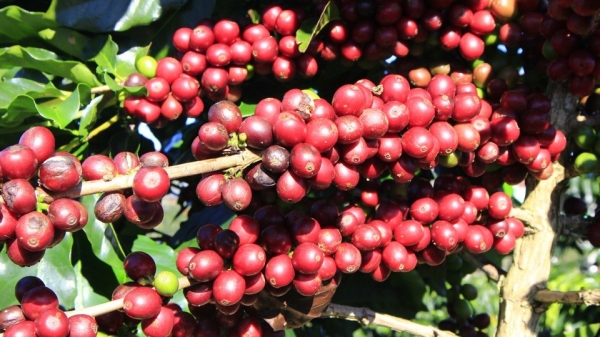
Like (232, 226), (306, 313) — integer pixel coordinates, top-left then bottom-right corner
(96, 251), (284, 336)
(177, 174), (523, 313)
(83, 151), (170, 230)
(122, 57), (205, 128)
(171, 9), (318, 90)
(0, 124), (175, 268)
(0, 126), (88, 267)
(0, 276), (97, 336)
(542, 0), (600, 97)
(570, 124), (600, 175)
(439, 281), (492, 336)
(320, 0), (503, 62)
(190, 72), (566, 214)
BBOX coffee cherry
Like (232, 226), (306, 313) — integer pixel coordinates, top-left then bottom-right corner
(113, 151), (140, 175)
(6, 238), (46, 266)
(68, 314), (98, 337)
(198, 122), (229, 152)
(188, 250), (224, 282)
(2, 179), (37, 215)
(94, 192), (126, 223)
(123, 287), (162, 320)
(0, 145), (38, 180)
(135, 55), (157, 78)
(81, 155), (118, 181)
(0, 305), (25, 331)
(47, 198), (82, 232)
(124, 251), (156, 284)
(212, 270), (245, 307)
(15, 211), (55, 252)
(132, 166), (170, 202)
(221, 178), (252, 211)
(18, 126), (55, 164)
(4, 320), (36, 336)
(141, 306), (174, 337)
(153, 271), (179, 297)
(15, 276), (45, 303)
(38, 154), (82, 192)
(265, 254), (295, 288)
(21, 286), (59, 320)
(334, 242), (362, 273)
(233, 243), (266, 276)
(35, 307), (69, 337)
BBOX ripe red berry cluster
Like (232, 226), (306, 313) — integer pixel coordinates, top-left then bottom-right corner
(0, 276), (97, 337)
(122, 58), (205, 127)
(318, 0), (496, 62)
(171, 7), (319, 93)
(102, 251), (284, 336)
(0, 124), (174, 268)
(84, 151), (170, 230)
(191, 72), (566, 213)
(0, 126), (90, 267)
(175, 173), (524, 319)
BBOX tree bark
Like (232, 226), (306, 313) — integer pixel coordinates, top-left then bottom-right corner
(496, 83), (578, 336)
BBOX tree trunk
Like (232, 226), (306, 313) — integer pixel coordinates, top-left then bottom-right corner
(496, 84), (578, 336)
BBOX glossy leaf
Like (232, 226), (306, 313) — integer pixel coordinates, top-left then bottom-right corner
(48, 0), (188, 33)
(92, 35), (118, 74)
(0, 82), (91, 128)
(78, 94), (104, 138)
(0, 46), (101, 86)
(80, 194), (128, 283)
(239, 101), (257, 117)
(0, 6), (58, 44)
(72, 259), (110, 309)
(0, 233), (76, 309)
(296, 1), (340, 53)
(0, 78), (63, 109)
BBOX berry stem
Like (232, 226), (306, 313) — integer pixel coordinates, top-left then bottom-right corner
(90, 85), (112, 95)
(36, 149), (262, 203)
(86, 113), (121, 141)
(322, 303), (458, 337)
(64, 276), (196, 318)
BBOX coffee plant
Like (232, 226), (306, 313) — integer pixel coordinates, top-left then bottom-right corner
(0, 0), (599, 336)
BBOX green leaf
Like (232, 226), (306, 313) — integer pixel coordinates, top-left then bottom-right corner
(48, 0), (189, 33)
(0, 6), (58, 44)
(131, 235), (186, 308)
(38, 83), (91, 128)
(72, 259), (110, 309)
(104, 73), (123, 91)
(38, 28), (119, 75)
(78, 94), (104, 138)
(296, 1), (340, 53)
(0, 83), (91, 128)
(0, 78), (63, 109)
(38, 27), (93, 60)
(239, 101), (257, 117)
(80, 194), (128, 283)
(0, 46), (101, 86)
(0, 233), (76, 309)
(91, 35), (118, 74)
